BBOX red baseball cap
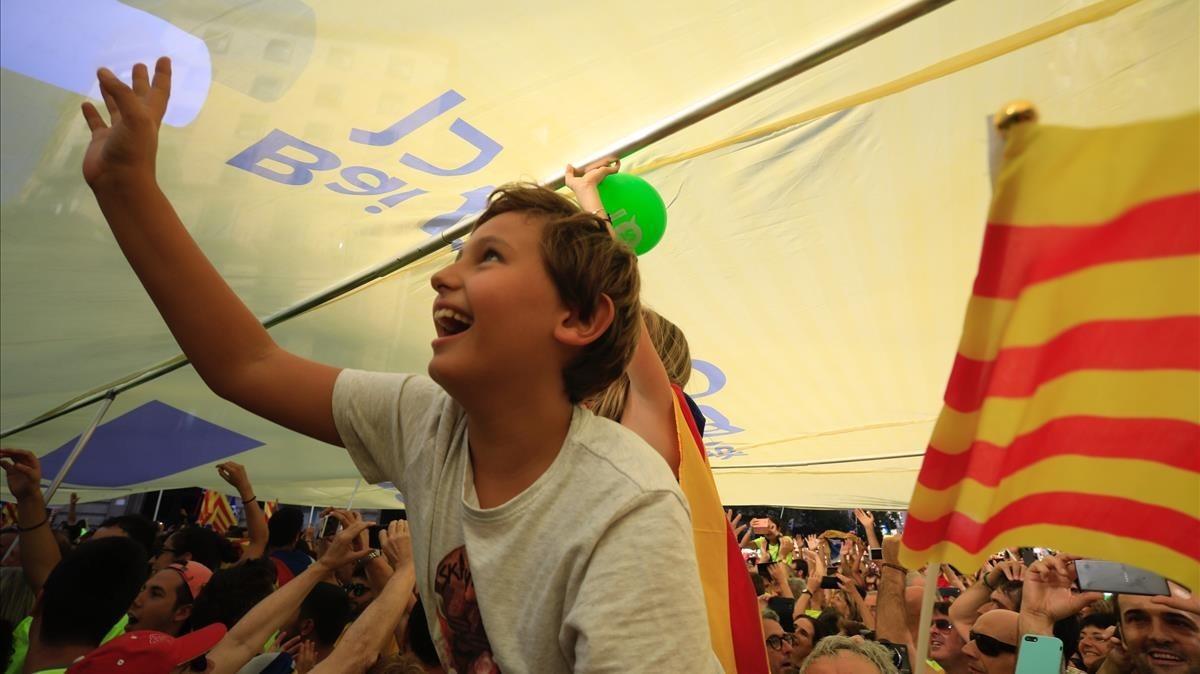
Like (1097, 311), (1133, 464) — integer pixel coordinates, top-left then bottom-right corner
(168, 561), (213, 601)
(67, 624), (227, 674)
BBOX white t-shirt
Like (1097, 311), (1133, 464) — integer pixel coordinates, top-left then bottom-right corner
(332, 369), (721, 673)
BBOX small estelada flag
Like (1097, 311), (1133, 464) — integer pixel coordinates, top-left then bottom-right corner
(262, 500), (278, 520)
(197, 489), (236, 535)
(900, 111), (1200, 591)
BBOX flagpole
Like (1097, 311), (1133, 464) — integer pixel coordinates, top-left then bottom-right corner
(2, 391), (115, 563)
(151, 489), (164, 521)
(345, 478), (362, 511)
(915, 564), (939, 669)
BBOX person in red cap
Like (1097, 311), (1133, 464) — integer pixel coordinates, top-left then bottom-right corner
(127, 561), (214, 637)
(66, 624), (227, 674)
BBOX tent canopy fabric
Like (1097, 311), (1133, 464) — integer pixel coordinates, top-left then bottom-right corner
(2, 0), (1196, 508)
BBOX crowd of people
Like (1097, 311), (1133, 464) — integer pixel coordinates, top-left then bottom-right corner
(0, 56), (1195, 673)
(737, 511), (1199, 674)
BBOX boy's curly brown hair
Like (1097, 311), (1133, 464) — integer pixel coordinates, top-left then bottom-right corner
(473, 183), (641, 404)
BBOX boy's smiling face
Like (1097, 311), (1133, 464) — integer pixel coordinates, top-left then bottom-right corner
(428, 211), (567, 399)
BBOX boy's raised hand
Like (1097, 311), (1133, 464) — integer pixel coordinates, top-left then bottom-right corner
(80, 57), (172, 187)
(565, 157), (619, 215)
(565, 157), (620, 192)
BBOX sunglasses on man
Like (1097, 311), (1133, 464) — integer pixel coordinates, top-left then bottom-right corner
(766, 633), (798, 651)
(970, 631), (1017, 657)
(931, 618), (953, 631)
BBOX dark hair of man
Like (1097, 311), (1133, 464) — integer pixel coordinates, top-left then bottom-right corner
(1080, 612), (1117, 632)
(98, 514), (157, 560)
(300, 583), (352, 647)
(933, 600), (953, 617)
(169, 526), (238, 569)
(814, 608), (842, 643)
(267, 508), (305, 548)
(39, 538), (147, 647)
(187, 558), (276, 629)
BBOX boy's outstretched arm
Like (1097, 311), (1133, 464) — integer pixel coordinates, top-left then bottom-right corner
(82, 58), (341, 445)
(566, 159), (679, 473)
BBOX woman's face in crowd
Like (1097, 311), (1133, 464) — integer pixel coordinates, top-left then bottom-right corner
(1078, 626), (1111, 669)
(830, 591), (851, 617)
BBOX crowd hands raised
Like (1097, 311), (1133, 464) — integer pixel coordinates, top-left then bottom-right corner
(2, 447), (432, 674)
(726, 509), (1198, 674)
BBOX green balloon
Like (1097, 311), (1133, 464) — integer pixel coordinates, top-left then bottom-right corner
(596, 173), (668, 256)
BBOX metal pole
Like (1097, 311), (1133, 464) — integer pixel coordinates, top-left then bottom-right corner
(0, 0), (954, 441)
(308, 505), (316, 529)
(345, 478), (362, 511)
(2, 391), (115, 563)
(709, 451), (926, 471)
(151, 489), (164, 521)
(42, 392), (115, 505)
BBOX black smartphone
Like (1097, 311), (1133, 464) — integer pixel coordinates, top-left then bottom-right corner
(878, 640), (912, 674)
(938, 587), (962, 598)
(320, 515), (340, 538)
(366, 524), (382, 550)
(820, 574), (841, 590)
(757, 562), (773, 578)
(1075, 560), (1170, 596)
(1020, 547), (1038, 566)
(870, 547), (884, 561)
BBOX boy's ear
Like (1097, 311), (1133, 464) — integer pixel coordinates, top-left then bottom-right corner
(554, 294), (616, 347)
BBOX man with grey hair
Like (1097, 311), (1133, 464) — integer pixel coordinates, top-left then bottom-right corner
(799, 636), (899, 673)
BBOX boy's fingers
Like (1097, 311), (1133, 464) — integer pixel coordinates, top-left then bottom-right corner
(131, 62), (149, 97)
(99, 69), (140, 122)
(150, 57), (172, 118)
(81, 102), (107, 131)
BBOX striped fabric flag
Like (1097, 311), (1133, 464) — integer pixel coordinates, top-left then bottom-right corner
(262, 500), (278, 519)
(899, 112), (1200, 590)
(673, 386), (769, 674)
(198, 489), (237, 534)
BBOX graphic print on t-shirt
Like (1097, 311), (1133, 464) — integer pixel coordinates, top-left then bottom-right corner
(435, 546), (500, 673)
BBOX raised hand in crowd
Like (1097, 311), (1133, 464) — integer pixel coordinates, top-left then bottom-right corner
(949, 557), (1026, 639)
(311, 536), (421, 674)
(805, 534), (821, 551)
(853, 508), (881, 548)
(769, 562), (794, 599)
(294, 639), (317, 674)
(378, 519), (413, 572)
(1, 447), (62, 592)
(1019, 553), (1104, 637)
(206, 518), (373, 674)
(725, 509), (753, 548)
(217, 461), (267, 560)
(942, 564), (967, 591)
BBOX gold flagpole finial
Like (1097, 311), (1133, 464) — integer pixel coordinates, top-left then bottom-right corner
(995, 100), (1039, 134)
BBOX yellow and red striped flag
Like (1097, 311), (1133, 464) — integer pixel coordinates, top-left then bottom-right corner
(900, 112), (1200, 591)
(262, 500), (278, 519)
(673, 386), (769, 674)
(198, 489), (237, 534)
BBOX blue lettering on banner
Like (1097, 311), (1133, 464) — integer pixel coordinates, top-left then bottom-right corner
(689, 359), (747, 460)
(226, 89), (503, 234)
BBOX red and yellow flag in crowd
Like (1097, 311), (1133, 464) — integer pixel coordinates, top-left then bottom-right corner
(198, 489), (237, 534)
(0, 503), (17, 528)
(673, 386), (769, 674)
(261, 500), (278, 520)
(900, 111), (1200, 591)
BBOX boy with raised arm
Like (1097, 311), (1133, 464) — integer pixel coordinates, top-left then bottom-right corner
(80, 58), (719, 672)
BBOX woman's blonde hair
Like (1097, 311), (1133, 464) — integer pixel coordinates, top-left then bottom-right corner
(589, 308), (691, 421)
